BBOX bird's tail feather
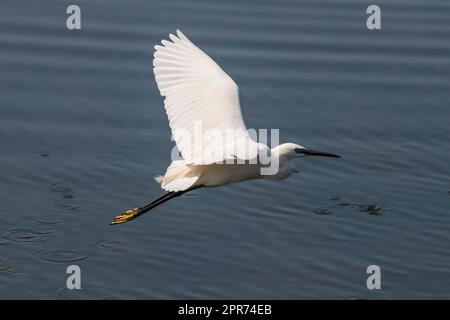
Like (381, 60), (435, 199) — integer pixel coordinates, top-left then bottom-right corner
(156, 160), (200, 192)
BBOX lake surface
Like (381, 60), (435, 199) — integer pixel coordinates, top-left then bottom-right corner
(0, 0), (449, 299)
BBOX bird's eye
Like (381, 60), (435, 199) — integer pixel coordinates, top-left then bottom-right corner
(294, 148), (302, 154)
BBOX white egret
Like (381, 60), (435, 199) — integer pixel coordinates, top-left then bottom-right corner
(111, 30), (339, 225)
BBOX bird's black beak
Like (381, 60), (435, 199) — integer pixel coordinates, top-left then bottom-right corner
(295, 148), (340, 158)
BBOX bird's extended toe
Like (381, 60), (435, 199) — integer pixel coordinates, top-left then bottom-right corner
(111, 208), (140, 225)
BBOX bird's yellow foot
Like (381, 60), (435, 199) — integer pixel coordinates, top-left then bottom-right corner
(111, 208), (140, 225)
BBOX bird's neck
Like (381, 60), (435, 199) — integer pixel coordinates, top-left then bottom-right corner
(262, 150), (296, 180)
(271, 145), (296, 166)
(270, 145), (294, 164)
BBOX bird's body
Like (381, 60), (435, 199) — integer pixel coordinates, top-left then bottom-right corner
(161, 162), (264, 188)
(156, 144), (300, 190)
(196, 160), (297, 186)
(111, 31), (339, 225)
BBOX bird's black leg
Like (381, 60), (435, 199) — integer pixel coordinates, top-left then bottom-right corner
(111, 186), (202, 225)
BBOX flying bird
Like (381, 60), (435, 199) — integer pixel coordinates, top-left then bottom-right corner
(111, 30), (339, 225)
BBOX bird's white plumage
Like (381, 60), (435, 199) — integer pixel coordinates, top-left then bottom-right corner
(153, 30), (264, 165)
(155, 160), (199, 192)
(110, 30), (339, 225)
(150, 30), (334, 192)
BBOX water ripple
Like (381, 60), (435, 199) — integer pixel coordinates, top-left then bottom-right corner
(49, 183), (72, 193)
(53, 203), (83, 212)
(32, 249), (89, 264)
(49, 183), (75, 199)
(313, 197), (386, 216)
(56, 284), (114, 300)
(32, 214), (66, 225)
(93, 240), (132, 252)
(313, 208), (332, 215)
(3, 227), (54, 242)
(0, 260), (19, 276)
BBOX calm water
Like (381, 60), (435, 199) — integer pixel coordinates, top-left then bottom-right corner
(1, 0), (449, 299)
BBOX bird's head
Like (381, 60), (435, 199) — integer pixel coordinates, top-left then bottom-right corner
(273, 143), (340, 160)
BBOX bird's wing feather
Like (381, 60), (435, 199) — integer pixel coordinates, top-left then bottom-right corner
(153, 30), (265, 164)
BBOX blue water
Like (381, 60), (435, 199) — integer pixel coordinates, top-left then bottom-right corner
(0, 0), (449, 299)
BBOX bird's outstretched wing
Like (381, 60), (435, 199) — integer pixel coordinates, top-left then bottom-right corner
(153, 30), (265, 164)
